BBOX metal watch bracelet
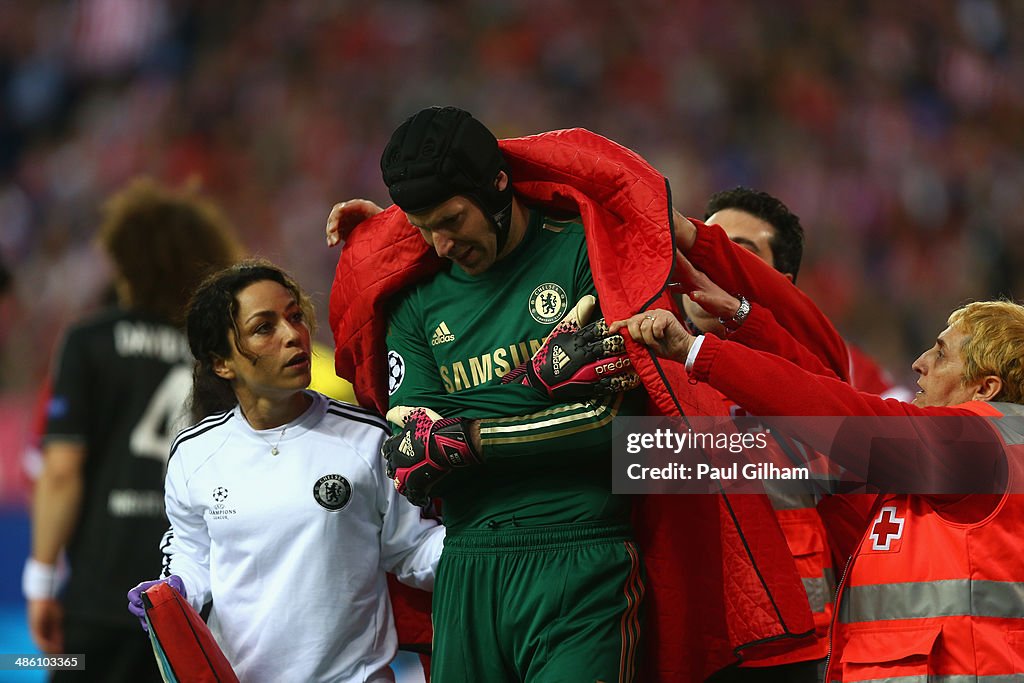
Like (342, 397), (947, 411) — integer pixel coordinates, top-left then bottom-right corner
(718, 295), (750, 332)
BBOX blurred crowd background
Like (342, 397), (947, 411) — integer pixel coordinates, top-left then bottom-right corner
(1, 0), (1023, 504)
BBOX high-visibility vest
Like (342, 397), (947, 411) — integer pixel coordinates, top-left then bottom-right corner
(825, 401), (1024, 682)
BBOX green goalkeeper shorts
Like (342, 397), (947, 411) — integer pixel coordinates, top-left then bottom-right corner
(430, 522), (644, 683)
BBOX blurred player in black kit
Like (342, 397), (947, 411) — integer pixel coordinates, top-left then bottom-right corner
(24, 178), (243, 681)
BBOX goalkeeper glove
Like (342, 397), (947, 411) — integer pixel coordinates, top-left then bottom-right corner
(382, 406), (482, 506)
(502, 295), (640, 401)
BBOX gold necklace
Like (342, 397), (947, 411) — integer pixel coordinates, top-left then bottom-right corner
(255, 425), (287, 456)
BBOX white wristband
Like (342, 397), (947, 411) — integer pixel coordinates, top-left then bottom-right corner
(22, 558), (60, 600)
(684, 334), (706, 372)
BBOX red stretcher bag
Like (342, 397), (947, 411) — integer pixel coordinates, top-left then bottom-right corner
(143, 582), (239, 683)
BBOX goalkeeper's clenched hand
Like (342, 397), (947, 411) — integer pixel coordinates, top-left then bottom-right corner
(382, 406), (482, 506)
(502, 295), (640, 401)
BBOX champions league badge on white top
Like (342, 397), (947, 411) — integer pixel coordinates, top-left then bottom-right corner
(207, 486), (237, 521)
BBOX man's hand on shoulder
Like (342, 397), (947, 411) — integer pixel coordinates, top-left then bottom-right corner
(326, 199), (384, 248)
(382, 406), (482, 506)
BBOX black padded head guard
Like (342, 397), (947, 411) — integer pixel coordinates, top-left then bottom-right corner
(380, 106), (513, 251)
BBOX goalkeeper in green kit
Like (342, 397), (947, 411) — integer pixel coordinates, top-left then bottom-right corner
(328, 106), (647, 682)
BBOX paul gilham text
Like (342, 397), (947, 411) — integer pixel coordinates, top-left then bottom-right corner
(627, 462), (810, 480)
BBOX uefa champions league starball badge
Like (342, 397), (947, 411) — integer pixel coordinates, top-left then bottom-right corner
(387, 350), (405, 395)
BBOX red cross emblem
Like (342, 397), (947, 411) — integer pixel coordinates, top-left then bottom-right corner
(869, 505), (905, 551)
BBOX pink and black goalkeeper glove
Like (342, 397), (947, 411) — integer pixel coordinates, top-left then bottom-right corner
(127, 575), (186, 632)
(502, 295), (640, 401)
(382, 406), (482, 507)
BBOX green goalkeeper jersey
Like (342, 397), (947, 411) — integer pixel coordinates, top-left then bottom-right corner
(386, 208), (644, 533)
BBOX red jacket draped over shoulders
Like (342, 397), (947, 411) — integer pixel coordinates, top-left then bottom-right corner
(330, 128), (814, 681)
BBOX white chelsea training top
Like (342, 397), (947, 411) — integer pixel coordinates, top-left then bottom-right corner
(160, 391), (443, 683)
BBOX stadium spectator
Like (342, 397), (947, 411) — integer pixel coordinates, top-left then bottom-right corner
(0, 254), (10, 294)
(0, 252), (13, 378)
(128, 259), (443, 683)
(24, 178), (243, 680)
(614, 274), (1024, 681)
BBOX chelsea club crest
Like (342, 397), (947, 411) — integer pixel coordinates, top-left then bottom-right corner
(313, 474), (352, 512)
(529, 283), (567, 324)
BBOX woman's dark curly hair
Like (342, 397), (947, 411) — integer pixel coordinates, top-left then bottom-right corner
(97, 177), (244, 327)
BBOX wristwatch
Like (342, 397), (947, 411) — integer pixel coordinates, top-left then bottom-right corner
(717, 295), (750, 333)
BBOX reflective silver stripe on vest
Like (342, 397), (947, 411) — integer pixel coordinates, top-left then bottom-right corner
(831, 676), (1024, 683)
(840, 579), (1024, 623)
(988, 403), (1024, 446)
(824, 566), (836, 589)
(802, 567), (837, 614)
(803, 576), (826, 614)
(993, 419), (1024, 448)
(990, 402), (1024, 419)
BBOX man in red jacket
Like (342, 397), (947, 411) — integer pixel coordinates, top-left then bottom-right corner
(682, 187), (832, 681)
(614, 255), (1024, 681)
(690, 186), (912, 681)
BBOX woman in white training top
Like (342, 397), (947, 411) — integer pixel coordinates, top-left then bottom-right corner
(128, 259), (443, 683)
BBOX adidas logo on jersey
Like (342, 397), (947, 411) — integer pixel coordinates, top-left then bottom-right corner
(431, 322), (456, 346)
